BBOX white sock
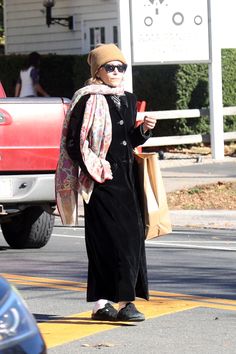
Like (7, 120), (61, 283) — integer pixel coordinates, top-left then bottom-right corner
(118, 301), (129, 311)
(92, 299), (108, 314)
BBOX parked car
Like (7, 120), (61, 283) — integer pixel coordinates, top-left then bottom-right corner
(0, 83), (70, 249)
(0, 275), (47, 353)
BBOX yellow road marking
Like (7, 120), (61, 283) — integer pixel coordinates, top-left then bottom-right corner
(39, 297), (198, 349)
(150, 290), (236, 309)
(3, 273), (236, 348)
(40, 294), (236, 349)
(0, 273), (86, 292)
(6, 279), (86, 292)
(1, 273), (86, 287)
(3, 273), (236, 310)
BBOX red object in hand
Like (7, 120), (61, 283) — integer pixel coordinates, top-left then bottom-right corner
(136, 100), (147, 153)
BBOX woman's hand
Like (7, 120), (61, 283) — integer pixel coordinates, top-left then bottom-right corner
(143, 116), (156, 133)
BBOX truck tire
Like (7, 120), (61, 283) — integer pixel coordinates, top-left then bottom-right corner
(1, 207), (55, 249)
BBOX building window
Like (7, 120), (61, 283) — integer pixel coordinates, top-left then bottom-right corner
(113, 26), (118, 45)
(90, 27), (105, 50)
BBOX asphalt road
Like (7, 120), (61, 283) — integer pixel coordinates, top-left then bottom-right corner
(1, 226), (236, 354)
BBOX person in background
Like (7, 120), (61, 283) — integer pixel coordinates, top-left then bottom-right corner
(15, 51), (49, 97)
(55, 43), (156, 322)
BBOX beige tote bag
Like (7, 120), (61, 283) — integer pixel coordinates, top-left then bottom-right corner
(135, 152), (172, 239)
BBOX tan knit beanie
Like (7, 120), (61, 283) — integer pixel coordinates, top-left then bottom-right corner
(87, 43), (127, 78)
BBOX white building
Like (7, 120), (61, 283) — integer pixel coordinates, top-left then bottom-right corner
(4, 0), (119, 55)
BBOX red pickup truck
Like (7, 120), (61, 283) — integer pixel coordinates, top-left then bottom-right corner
(0, 82), (70, 248)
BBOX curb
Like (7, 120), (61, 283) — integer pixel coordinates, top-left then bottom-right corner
(54, 210), (236, 230)
(170, 210), (236, 230)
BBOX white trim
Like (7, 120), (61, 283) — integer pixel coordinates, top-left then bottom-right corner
(81, 12), (117, 21)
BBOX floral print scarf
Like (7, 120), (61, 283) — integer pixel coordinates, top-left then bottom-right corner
(55, 84), (124, 225)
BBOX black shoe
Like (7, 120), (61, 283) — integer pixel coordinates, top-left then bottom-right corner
(117, 303), (145, 322)
(91, 303), (118, 321)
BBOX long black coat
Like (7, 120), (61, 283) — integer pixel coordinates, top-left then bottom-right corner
(66, 91), (150, 303)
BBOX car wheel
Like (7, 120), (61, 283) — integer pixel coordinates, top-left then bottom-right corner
(1, 207), (55, 249)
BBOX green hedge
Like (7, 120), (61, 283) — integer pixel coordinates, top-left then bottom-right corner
(133, 49), (236, 136)
(174, 63), (209, 135)
(222, 49), (236, 132)
(1, 49), (236, 136)
(0, 54), (89, 98)
(40, 54), (90, 98)
(132, 65), (179, 136)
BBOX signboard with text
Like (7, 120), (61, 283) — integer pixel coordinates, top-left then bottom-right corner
(130, 0), (210, 64)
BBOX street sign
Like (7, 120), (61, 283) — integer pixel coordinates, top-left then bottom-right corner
(130, 0), (210, 64)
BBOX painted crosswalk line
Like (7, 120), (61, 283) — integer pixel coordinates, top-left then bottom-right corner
(2, 273), (236, 349)
(38, 297), (199, 349)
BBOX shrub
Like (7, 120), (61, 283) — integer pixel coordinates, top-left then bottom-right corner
(1, 49), (236, 136)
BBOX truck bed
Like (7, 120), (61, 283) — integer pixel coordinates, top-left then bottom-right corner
(0, 97), (70, 172)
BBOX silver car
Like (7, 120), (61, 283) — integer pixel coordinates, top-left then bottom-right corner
(0, 275), (47, 353)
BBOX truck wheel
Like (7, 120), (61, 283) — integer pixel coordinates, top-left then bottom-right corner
(1, 207), (55, 249)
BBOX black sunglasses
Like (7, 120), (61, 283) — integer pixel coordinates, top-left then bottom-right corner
(102, 64), (127, 73)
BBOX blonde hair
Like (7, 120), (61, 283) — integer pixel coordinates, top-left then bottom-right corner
(84, 77), (104, 86)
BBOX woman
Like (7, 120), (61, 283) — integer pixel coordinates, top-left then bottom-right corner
(15, 51), (49, 97)
(55, 43), (156, 322)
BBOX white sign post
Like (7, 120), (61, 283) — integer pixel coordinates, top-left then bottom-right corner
(117, 0), (133, 92)
(208, 0), (224, 160)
